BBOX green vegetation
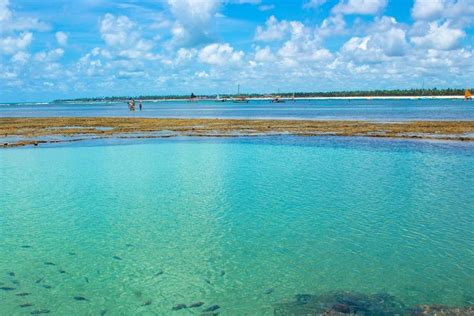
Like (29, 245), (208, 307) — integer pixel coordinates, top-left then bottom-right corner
(53, 88), (469, 103)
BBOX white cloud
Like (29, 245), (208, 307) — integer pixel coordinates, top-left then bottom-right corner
(255, 16), (293, 41)
(167, 0), (220, 46)
(198, 43), (243, 65)
(195, 70), (209, 78)
(339, 16), (408, 62)
(258, 4), (275, 11)
(318, 14), (346, 37)
(254, 46), (274, 62)
(411, 0), (445, 20)
(0, 0), (49, 33)
(0, 0), (12, 22)
(100, 14), (134, 47)
(0, 32), (32, 54)
(34, 48), (64, 62)
(411, 21), (465, 50)
(99, 13), (154, 59)
(255, 16), (287, 41)
(55, 31), (68, 46)
(332, 0), (387, 15)
(11, 51), (29, 64)
(304, 0), (327, 9)
(411, 0), (474, 27)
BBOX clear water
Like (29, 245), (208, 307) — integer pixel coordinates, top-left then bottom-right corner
(1, 99), (473, 121)
(0, 137), (473, 315)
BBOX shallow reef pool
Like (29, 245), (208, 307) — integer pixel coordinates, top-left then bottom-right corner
(0, 136), (473, 315)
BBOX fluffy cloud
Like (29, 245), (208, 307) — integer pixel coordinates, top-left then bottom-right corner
(332, 0), (387, 15)
(254, 16), (289, 41)
(255, 16), (308, 42)
(318, 14), (346, 37)
(258, 4), (275, 11)
(99, 13), (154, 59)
(55, 31), (68, 46)
(254, 46), (274, 62)
(0, 0), (11, 22)
(411, 21), (465, 50)
(100, 14), (134, 47)
(340, 16), (408, 62)
(411, 0), (445, 20)
(198, 43), (243, 65)
(411, 0), (474, 24)
(34, 48), (64, 62)
(0, 32), (32, 54)
(0, 0), (49, 34)
(167, 0), (220, 46)
(304, 0), (327, 8)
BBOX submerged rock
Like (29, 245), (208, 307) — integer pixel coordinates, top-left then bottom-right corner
(172, 304), (187, 311)
(16, 292), (31, 296)
(141, 300), (152, 306)
(202, 305), (220, 312)
(274, 291), (406, 315)
(42, 285), (52, 289)
(8, 272), (15, 277)
(112, 256), (122, 260)
(21, 245), (32, 248)
(44, 262), (55, 266)
(35, 277), (44, 284)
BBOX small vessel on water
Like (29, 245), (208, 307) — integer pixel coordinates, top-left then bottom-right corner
(232, 84), (249, 103)
(271, 95), (285, 103)
(465, 89), (472, 100)
(215, 95), (227, 102)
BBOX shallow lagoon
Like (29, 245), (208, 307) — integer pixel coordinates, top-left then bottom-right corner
(1, 98), (474, 121)
(0, 137), (473, 314)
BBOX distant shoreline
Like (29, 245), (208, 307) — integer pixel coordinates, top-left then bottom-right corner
(1, 117), (473, 148)
(1, 95), (469, 105)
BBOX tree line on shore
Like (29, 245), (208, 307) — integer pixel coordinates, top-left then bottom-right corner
(53, 88), (470, 103)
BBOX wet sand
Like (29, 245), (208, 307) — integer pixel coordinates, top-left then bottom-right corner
(1, 117), (473, 147)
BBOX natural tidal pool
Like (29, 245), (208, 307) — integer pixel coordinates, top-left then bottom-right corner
(0, 137), (473, 315)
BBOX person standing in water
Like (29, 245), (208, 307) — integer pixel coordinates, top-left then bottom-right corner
(139, 100), (142, 111)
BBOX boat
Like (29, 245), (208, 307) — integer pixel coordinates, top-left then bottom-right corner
(465, 89), (472, 100)
(271, 96), (285, 103)
(232, 84), (249, 103)
(215, 95), (227, 102)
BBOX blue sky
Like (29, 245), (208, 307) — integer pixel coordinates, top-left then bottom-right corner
(0, 0), (473, 102)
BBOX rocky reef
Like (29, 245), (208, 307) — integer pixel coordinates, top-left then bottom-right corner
(274, 291), (474, 315)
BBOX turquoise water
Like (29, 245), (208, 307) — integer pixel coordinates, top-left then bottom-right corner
(0, 137), (473, 315)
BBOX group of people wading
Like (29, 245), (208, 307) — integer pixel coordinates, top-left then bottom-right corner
(128, 99), (143, 111)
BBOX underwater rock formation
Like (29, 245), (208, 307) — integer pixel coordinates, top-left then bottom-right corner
(273, 291), (474, 315)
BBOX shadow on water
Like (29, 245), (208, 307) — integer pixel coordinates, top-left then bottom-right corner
(274, 291), (474, 315)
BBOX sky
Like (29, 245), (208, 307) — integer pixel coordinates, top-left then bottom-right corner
(0, 0), (473, 102)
